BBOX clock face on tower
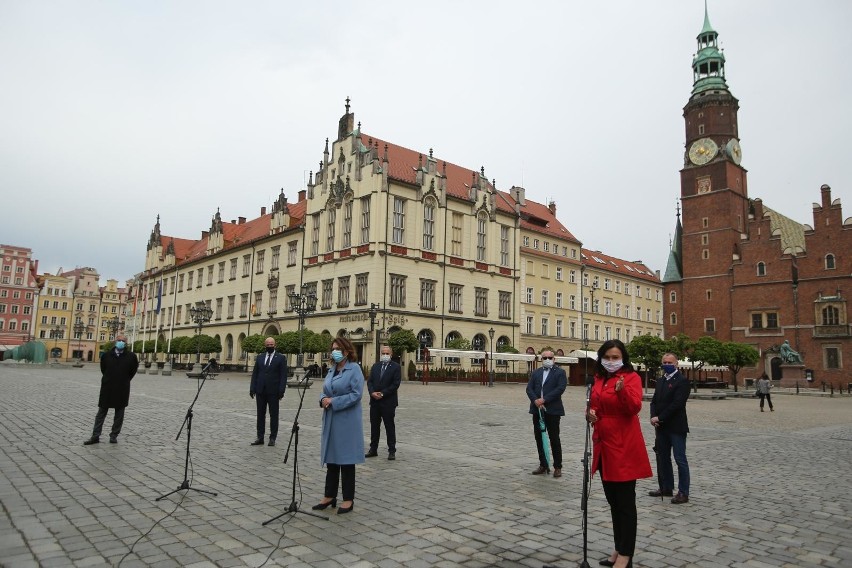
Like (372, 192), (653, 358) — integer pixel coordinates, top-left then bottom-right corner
(726, 138), (742, 165)
(688, 138), (719, 165)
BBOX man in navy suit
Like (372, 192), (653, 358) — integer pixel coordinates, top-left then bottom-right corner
(526, 349), (568, 477)
(649, 352), (691, 503)
(250, 336), (288, 446)
(366, 345), (402, 460)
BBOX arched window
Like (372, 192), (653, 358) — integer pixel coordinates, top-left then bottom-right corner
(825, 254), (836, 270)
(669, 291), (677, 303)
(670, 313), (677, 325)
(822, 306), (840, 326)
(476, 212), (488, 262)
(226, 334), (233, 360)
(417, 329), (434, 361)
(444, 331), (462, 364)
(756, 261), (766, 276)
(423, 198), (436, 251)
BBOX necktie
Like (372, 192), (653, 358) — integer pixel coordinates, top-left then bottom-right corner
(266, 354), (272, 366)
(381, 364), (387, 375)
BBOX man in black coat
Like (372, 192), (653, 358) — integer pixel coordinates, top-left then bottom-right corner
(250, 336), (288, 446)
(649, 352), (691, 504)
(365, 345), (402, 460)
(84, 333), (139, 445)
(525, 349), (568, 477)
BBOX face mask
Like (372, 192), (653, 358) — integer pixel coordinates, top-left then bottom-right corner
(331, 349), (344, 363)
(602, 359), (623, 373)
(542, 359), (554, 369)
(380, 354), (391, 363)
(661, 363), (677, 374)
(266, 346), (275, 354)
(115, 341), (126, 350)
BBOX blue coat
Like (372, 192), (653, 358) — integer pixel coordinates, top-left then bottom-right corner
(319, 360), (365, 466)
(526, 365), (568, 416)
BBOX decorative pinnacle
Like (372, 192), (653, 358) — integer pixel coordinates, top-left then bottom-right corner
(345, 96), (350, 114)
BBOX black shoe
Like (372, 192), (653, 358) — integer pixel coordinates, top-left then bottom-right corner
(671, 492), (689, 504)
(365, 450), (378, 458)
(388, 452), (396, 460)
(109, 437), (117, 444)
(311, 498), (337, 510)
(268, 438), (276, 447)
(648, 489), (673, 497)
(251, 438), (264, 446)
(83, 437), (99, 445)
(337, 502), (354, 514)
(599, 559), (615, 567)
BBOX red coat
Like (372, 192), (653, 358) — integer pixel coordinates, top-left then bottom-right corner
(589, 370), (652, 482)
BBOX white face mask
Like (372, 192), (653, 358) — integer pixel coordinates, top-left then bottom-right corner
(602, 359), (623, 373)
(542, 359), (554, 369)
(380, 354), (391, 363)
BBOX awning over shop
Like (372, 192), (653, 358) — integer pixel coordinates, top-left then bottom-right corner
(568, 349), (598, 360)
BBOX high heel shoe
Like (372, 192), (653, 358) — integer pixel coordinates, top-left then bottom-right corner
(337, 501), (354, 514)
(311, 498), (336, 510)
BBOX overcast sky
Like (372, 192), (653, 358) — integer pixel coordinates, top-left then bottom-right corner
(2, 1), (850, 285)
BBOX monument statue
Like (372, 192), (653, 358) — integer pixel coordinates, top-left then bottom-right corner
(779, 340), (803, 364)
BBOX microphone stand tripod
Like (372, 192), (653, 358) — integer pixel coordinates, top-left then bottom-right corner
(578, 378), (593, 568)
(263, 372), (328, 524)
(156, 359), (219, 501)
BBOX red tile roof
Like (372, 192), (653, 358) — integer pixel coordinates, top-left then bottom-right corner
(581, 248), (660, 283)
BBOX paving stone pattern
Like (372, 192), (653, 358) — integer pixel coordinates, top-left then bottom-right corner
(0, 364), (850, 567)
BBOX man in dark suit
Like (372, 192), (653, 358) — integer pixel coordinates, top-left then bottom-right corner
(366, 344), (402, 460)
(525, 349), (568, 477)
(250, 336), (287, 446)
(84, 332), (139, 445)
(650, 352), (691, 503)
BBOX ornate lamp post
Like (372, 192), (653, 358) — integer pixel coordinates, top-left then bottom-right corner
(368, 302), (381, 363)
(288, 284), (318, 374)
(105, 316), (121, 340)
(189, 301), (213, 364)
(73, 321), (86, 361)
(50, 324), (63, 361)
(488, 327), (495, 388)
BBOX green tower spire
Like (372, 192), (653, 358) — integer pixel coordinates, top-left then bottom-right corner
(691, 1), (728, 96)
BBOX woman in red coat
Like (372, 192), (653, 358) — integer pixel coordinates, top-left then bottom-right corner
(587, 339), (652, 568)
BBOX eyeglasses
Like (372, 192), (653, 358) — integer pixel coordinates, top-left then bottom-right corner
(541, 356), (554, 360)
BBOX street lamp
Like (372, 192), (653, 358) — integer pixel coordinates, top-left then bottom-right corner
(368, 302), (381, 363)
(105, 316), (121, 340)
(288, 284), (318, 371)
(189, 301), (213, 364)
(73, 321), (86, 361)
(488, 327), (495, 388)
(50, 324), (62, 360)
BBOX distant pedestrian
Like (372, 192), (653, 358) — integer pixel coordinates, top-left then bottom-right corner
(756, 373), (774, 412)
(84, 333), (139, 445)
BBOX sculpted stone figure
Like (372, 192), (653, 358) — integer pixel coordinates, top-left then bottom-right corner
(779, 340), (803, 364)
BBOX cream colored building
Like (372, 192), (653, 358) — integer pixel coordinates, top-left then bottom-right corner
(137, 102), (663, 375)
(35, 274), (74, 359)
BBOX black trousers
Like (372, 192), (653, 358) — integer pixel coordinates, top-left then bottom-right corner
(759, 392), (774, 410)
(324, 464), (355, 501)
(532, 412), (562, 469)
(602, 479), (637, 557)
(255, 393), (280, 440)
(92, 406), (125, 439)
(369, 403), (397, 453)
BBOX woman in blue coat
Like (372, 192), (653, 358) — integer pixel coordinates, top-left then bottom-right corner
(313, 336), (365, 514)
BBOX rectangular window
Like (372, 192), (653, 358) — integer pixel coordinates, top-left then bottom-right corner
(604, 278), (611, 291)
(207, 264), (214, 285)
(311, 214), (320, 255)
(556, 319), (563, 337)
(229, 259), (237, 280)
(474, 287), (488, 316)
(177, 304), (184, 323)
(337, 276), (350, 308)
(271, 246), (280, 270)
(288, 241), (298, 267)
(570, 295), (576, 310)
(284, 285), (294, 311)
(451, 213), (463, 256)
(355, 274), (368, 305)
(321, 279), (333, 309)
(476, 215), (486, 261)
(253, 291), (262, 315)
(342, 201), (352, 248)
(389, 274), (406, 307)
(523, 236), (529, 247)
(256, 250), (265, 273)
(556, 292), (563, 308)
(705, 318), (716, 332)
(423, 203), (435, 250)
(766, 312), (778, 329)
(449, 284), (463, 313)
(594, 325), (600, 341)
(544, 242), (550, 252)
(751, 313), (763, 329)
(218, 262), (225, 283)
(526, 287), (534, 304)
(825, 347), (841, 369)
(605, 326), (611, 340)
(526, 315), (534, 334)
(326, 209), (336, 252)
(360, 197), (371, 244)
(215, 298), (223, 320)
(268, 289), (278, 314)
(541, 290), (549, 306)
(555, 267), (563, 281)
(242, 254), (251, 277)
(605, 300), (612, 315)
(499, 291), (511, 319)
(420, 279), (436, 310)
(570, 321), (576, 338)
(187, 272), (194, 289)
(197, 268), (203, 287)
(500, 226), (509, 266)
(541, 317), (549, 336)
(240, 294), (249, 317)
(392, 197), (405, 244)
(533, 239), (539, 249)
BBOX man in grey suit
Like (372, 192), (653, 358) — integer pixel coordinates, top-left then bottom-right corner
(250, 337), (288, 446)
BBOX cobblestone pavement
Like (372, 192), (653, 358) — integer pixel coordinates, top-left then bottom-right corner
(1, 363), (851, 568)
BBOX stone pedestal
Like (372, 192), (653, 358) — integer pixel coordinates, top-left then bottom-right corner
(162, 362), (172, 376)
(779, 364), (805, 388)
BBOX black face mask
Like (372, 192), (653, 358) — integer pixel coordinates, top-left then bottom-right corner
(266, 347), (275, 354)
